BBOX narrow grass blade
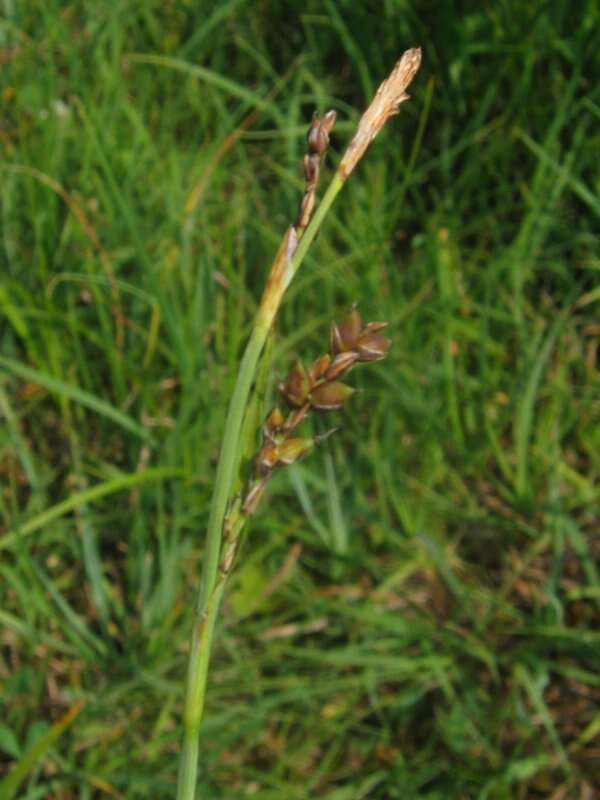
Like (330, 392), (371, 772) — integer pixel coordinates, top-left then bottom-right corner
(127, 54), (283, 117)
(514, 306), (570, 499)
(0, 355), (152, 443)
(324, 448), (348, 555)
(1, 468), (186, 551)
(515, 127), (600, 216)
(288, 465), (331, 546)
(0, 383), (38, 489)
(0, 700), (84, 800)
(30, 559), (108, 659)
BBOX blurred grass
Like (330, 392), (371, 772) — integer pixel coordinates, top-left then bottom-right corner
(1, 1), (599, 798)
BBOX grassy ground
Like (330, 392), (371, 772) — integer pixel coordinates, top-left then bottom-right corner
(1, 2), (599, 798)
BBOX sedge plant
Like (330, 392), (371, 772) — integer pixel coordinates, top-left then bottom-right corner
(177, 48), (422, 800)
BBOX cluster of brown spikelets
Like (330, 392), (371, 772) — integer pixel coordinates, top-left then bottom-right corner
(242, 306), (391, 516)
(218, 47), (422, 572)
(233, 46), (424, 518)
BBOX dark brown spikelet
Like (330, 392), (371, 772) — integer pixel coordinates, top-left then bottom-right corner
(280, 362), (311, 407)
(242, 306), (391, 518)
(297, 110), (337, 231)
(331, 308), (391, 362)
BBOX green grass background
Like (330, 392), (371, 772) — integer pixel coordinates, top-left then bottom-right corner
(1, 1), (599, 798)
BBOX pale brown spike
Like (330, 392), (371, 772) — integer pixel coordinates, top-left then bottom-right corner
(339, 48), (422, 180)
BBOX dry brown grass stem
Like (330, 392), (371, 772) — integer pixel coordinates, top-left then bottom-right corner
(339, 47), (422, 180)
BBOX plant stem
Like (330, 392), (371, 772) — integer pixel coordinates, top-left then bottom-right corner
(176, 46), (423, 794)
(288, 172), (344, 285)
(177, 171), (345, 800)
(177, 578), (226, 800)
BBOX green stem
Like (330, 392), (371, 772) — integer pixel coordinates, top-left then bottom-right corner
(288, 172), (344, 286)
(177, 168), (346, 800)
(177, 578), (227, 800)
